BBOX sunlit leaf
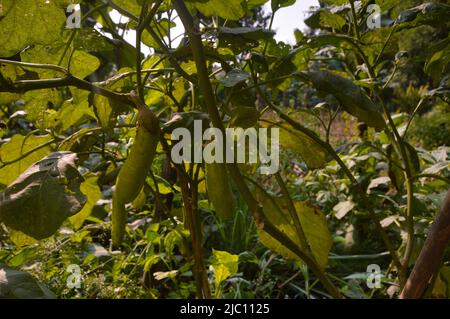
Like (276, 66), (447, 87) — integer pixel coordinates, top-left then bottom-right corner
(0, 134), (53, 187)
(211, 249), (239, 286)
(192, 0), (247, 20)
(69, 175), (101, 230)
(0, 0), (66, 57)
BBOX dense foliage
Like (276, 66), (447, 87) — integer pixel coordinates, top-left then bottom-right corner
(0, 0), (449, 299)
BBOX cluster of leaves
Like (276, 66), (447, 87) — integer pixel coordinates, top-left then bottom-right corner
(0, 0), (449, 299)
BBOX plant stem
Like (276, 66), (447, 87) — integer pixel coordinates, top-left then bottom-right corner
(254, 86), (404, 278)
(349, 0), (361, 40)
(0, 59), (69, 75)
(275, 172), (311, 255)
(179, 175), (211, 298)
(106, 0), (196, 83)
(0, 70), (134, 108)
(173, 0), (342, 299)
(400, 188), (450, 298)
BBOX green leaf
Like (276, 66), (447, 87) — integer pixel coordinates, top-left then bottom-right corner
(56, 89), (96, 132)
(386, 142), (420, 192)
(218, 27), (275, 54)
(306, 33), (353, 49)
(266, 121), (327, 169)
(271, 0), (296, 12)
(319, 10), (347, 29)
(0, 0), (66, 57)
(320, 0), (348, 5)
(22, 89), (63, 129)
(0, 134), (53, 187)
(295, 201), (332, 270)
(230, 106), (259, 129)
(256, 188), (332, 270)
(69, 175), (101, 230)
(425, 38), (450, 86)
(211, 249), (239, 287)
(431, 266), (450, 298)
(22, 45), (100, 79)
(305, 70), (385, 130)
(0, 152), (86, 239)
(0, 265), (56, 299)
(193, 0), (247, 20)
(164, 228), (189, 254)
(220, 69), (250, 88)
(142, 19), (176, 49)
(375, 0), (398, 11)
(248, 0), (268, 10)
(266, 46), (310, 89)
(8, 230), (39, 247)
(112, 0), (142, 16)
(396, 3), (450, 28)
(67, 51), (101, 79)
(92, 94), (114, 129)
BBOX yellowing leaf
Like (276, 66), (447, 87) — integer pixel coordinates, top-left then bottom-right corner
(69, 175), (101, 230)
(266, 121), (327, 169)
(211, 249), (239, 287)
(0, 134), (53, 187)
(8, 230), (39, 247)
(256, 188), (332, 270)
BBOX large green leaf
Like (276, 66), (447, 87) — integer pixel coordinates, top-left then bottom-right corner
(304, 70), (385, 130)
(271, 0), (296, 12)
(92, 94), (115, 129)
(192, 0), (247, 20)
(265, 121), (327, 169)
(22, 45), (100, 79)
(0, 265), (56, 298)
(0, 0), (66, 57)
(220, 69), (250, 88)
(295, 201), (332, 270)
(396, 2), (450, 28)
(266, 46), (311, 89)
(218, 27), (275, 53)
(0, 134), (53, 187)
(256, 188), (332, 270)
(56, 89), (96, 132)
(22, 89), (63, 129)
(112, 0), (142, 16)
(306, 33), (354, 49)
(0, 152), (86, 239)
